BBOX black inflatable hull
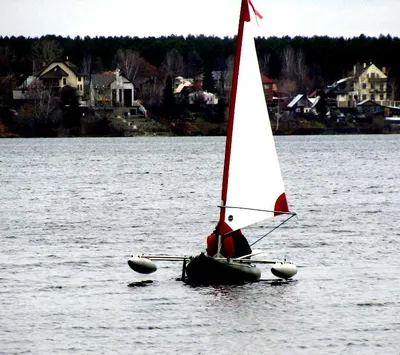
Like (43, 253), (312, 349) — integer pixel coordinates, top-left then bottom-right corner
(185, 253), (261, 285)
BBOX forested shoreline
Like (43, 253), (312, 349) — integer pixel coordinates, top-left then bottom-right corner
(1, 34), (400, 137)
(1, 34), (400, 87)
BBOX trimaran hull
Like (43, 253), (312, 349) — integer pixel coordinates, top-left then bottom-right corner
(128, 253), (297, 283)
(185, 253), (261, 285)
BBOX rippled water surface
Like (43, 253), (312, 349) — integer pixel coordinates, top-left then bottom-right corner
(1, 135), (399, 354)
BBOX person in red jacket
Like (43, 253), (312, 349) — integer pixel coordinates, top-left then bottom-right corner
(231, 229), (252, 258)
(206, 224), (252, 258)
(206, 230), (218, 257)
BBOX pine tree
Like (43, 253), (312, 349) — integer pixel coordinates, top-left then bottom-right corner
(161, 75), (176, 120)
(61, 85), (80, 132)
(202, 69), (215, 93)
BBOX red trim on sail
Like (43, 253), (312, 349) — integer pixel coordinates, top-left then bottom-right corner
(219, 221), (233, 236)
(274, 192), (289, 216)
(248, 0), (263, 19)
(219, 0), (249, 227)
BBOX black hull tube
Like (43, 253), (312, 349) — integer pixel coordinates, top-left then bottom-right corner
(185, 253), (261, 285)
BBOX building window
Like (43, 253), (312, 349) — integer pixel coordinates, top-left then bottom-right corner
(380, 83), (384, 91)
(78, 77), (82, 82)
(380, 94), (384, 100)
(362, 83), (367, 89)
(362, 94), (367, 100)
(63, 78), (66, 85)
(371, 94), (375, 100)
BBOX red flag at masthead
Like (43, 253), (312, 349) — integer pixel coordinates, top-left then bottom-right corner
(248, 0), (263, 19)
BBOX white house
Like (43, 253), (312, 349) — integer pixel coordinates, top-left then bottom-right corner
(329, 63), (390, 108)
(89, 69), (134, 107)
(188, 91), (218, 105)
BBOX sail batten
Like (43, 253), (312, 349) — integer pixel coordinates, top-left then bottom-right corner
(219, 0), (289, 235)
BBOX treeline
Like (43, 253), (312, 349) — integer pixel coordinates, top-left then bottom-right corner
(1, 33), (400, 137)
(1, 34), (400, 90)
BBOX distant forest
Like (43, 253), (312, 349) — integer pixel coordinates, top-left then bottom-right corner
(1, 34), (400, 137)
(1, 34), (400, 99)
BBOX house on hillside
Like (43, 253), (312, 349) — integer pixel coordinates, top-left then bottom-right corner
(326, 77), (353, 108)
(286, 94), (317, 116)
(173, 76), (218, 105)
(352, 63), (389, 106)
(37, 59), (85, 96)
(174, 76), (197, 104)
(356, 99), (384, 114)
(188, 91), (218, 105)
(89, 69), (134, 107)
(261, 74), (278, 101)
(328, 63), (390, 108)
(12, 76), (38, 101)
(13, 58), (86, 102)
(174, 76), (194, 94)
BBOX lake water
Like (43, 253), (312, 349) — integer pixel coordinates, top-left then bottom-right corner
(1, 135), (399, 355)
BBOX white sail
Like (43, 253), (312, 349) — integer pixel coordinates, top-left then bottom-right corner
(220, 1), (289, 234)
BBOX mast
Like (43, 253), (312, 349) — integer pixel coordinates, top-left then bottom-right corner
(219, 0), (249, 235)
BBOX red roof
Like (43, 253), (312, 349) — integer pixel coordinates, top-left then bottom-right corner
(308, 89), (318, 98)
(261, 74), (274, 84)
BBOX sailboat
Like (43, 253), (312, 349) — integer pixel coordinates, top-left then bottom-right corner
(128, 0), (297, 284)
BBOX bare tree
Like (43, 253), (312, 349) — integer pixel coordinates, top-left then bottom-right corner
(31, 39), (63, 73)
(81, 53), (92, 76)
(280, 46), (311, 95)
(139, 66), (165, 107)
(185, 50), (203, 80)
(114, 49), (144, 84)
(140, 77), (164, 107)
(0, 74), (13, 103)
(296, 49), (311, 93)
(0, 46), (16, 67)
(281, 46), (296, 82)
(386, 67), (398, 103)
(389, 77), (397, 102)
(161, 49), (184, 79)
(278, 79), (297, 99)
(92, 57), (104, 74)
(259, 53), (271, 76)
(24, 82), (58, 124)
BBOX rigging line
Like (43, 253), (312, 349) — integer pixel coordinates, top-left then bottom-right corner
(249, 213), (297, 247)
(218, 205), (296, 215)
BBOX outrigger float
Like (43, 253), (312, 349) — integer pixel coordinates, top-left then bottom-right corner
(128, 252), (297, 285)
(128, 0), (298, 285)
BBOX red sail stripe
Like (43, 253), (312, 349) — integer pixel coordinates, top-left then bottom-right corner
(274, 192), (289, 216)
(219, 221), (233, 236)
